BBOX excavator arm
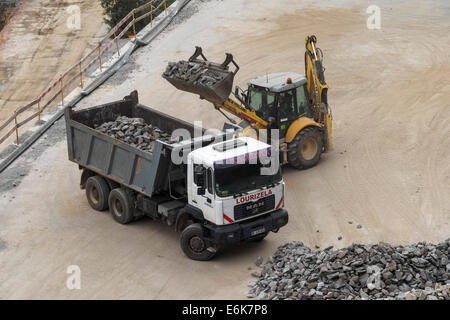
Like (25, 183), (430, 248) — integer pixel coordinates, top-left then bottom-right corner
(214, 98), (268, 130)
(305, 35), (332, 150)
(305, 35), (329, 111)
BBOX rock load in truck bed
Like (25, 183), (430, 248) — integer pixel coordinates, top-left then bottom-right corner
(94, 116), (178, 152)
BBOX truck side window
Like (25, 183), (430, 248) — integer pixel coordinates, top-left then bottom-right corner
(206, 168), (213, 195)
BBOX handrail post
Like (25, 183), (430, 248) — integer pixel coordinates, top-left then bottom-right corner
(114, 32), (120, 56)
(150, 5), (153, 27)
(38, 100), (41, 125)
(60, 77), (64, 105)
(79, 62), (83, 88)
(14, 113), (19, 145)
(132, 10), (136, 36)
(98, 43), (103, 72)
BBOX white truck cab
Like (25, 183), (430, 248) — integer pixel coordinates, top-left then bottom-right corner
(185, 137), (288, 250)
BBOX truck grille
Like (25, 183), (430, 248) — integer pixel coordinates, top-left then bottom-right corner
(233, 195), (275, 221)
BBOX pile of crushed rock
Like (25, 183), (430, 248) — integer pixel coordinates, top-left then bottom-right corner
(248, 240), (450, 300)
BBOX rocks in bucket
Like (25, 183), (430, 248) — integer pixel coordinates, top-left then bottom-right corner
(248, 239), (450, 300)
(163, 60), (226, 87)
(94, 116), (179, 152)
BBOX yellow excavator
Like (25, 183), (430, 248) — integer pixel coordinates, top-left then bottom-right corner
(163, 35), (332, 169)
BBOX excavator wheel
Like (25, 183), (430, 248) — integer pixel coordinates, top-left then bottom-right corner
(287, 126), (323, 169)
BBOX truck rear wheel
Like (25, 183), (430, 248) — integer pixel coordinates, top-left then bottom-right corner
(287, 126), (323, 169)
(108, 188), (134, 224)
(86, 176), (110, 211)
(180, 223), (216, 261)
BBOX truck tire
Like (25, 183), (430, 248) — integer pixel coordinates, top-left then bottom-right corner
(85, 176), (110, 211)
(180, 223), (216, 261)
(108, 188), (134, 224)
(287, 126), (323, 169)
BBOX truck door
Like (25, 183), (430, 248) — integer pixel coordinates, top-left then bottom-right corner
(192, 164), (215, 223)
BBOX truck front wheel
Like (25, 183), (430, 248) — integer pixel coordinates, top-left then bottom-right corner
(180, 223), (216, 261)
(108, 188), (134, 224)
(86, 176), (110, 211)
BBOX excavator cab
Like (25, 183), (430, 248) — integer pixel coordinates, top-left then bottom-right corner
(245, 72), (313, 139)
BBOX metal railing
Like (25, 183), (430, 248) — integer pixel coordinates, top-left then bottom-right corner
(0, 0), (169, 146)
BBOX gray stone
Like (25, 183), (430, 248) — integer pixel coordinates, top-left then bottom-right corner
(255, 256), (264, 266)
(251, 271), (261, 278)
(248, 239), (450, 300)
(405, 292), (416, 300)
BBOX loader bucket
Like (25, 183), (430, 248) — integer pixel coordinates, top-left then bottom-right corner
(162, 46), (239, 104)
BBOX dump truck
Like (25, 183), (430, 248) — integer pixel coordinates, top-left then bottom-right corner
(163, 35), (332, 169)
(65, 91), (288, 260)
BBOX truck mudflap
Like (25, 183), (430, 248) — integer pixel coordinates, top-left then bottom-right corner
(204, 209), (288, 245)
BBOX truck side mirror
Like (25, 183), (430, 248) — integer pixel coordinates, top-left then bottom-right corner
(197, 187), (205, 196)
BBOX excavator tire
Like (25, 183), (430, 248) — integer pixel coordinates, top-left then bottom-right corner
(287, 126), (323, 169)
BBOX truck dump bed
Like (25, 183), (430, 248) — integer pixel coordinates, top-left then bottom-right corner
(65, 91), (233, 198)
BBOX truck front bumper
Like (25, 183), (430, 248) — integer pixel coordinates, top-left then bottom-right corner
(205, 209), (289, 245)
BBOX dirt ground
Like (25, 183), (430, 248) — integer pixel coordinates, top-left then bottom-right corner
(0, 0), (449, 299)
(0, 0), (106, 150)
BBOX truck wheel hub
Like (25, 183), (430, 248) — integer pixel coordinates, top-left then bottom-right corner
(189, 236), (205, 253)
(113, 199), (123, 217)
(89, 186), (99, 204)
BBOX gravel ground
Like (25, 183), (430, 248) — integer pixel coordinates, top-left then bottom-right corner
(248, 240), (450, 300)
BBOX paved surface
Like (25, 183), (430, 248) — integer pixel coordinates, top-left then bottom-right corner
(0, 0), (449, 299)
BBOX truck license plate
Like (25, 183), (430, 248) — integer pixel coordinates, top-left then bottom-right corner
(250, 227), (266, 237)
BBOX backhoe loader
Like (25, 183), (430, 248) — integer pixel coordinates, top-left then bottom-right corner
(163, 35), (332, 169)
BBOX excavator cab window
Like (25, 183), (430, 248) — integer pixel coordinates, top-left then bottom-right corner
(296, 85), (311, 117)
(276, 85), (312, 137)
(277, 89), (299, 137)
(248, 86), (276, 120)
(278, 90), (297, 121)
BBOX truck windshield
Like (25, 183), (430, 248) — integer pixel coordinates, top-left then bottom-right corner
(248, 87), (276, 119)
(214, 163), (282, 197)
